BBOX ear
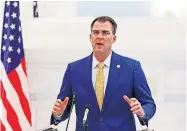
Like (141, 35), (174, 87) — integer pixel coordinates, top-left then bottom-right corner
(112, 35), (117, 43)
(89, 34), (92, 41)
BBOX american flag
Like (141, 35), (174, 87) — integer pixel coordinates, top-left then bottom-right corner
(0, 1), (33, 131)
(33, 1), (39, 18)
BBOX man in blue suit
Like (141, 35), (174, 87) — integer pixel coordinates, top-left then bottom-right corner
(51, 16), (156, 131)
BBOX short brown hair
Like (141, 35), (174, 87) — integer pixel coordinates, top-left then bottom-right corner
(91, 16), (117, 35)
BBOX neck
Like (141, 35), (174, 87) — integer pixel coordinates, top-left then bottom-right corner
(93, 50), (111, 62)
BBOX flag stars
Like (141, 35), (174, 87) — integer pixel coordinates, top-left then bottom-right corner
(3, 34), (7, 40)
(11, 12), (17, 18)
(7, 57), (11, 63)
(9, 35), (14, 41)
(2, 2), (26, 73)
(18, 26), (21, 31)
(6, 2), (10, 6)
(2, 45), (6, 51)
(10, 23), (16, 30)
(18, 37), (21, 43)
(5, 12), (9, 18)
(17, 48), (21, 54)
(8, 46), (13, 52)
(12, 2), (18, 8)
(4, 23), (8, 28)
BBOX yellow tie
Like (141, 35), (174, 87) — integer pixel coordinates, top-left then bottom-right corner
(95, 63), (105, 110)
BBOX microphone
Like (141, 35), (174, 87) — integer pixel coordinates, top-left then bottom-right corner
(140, 121), (154, 131)
(65, 93), (75, 131)
(83, 104), (90, 131)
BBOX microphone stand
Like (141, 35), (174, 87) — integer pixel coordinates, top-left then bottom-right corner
(82, 105), (90, 131)
(83, 121), (88, 131)
(65, 94), (75, 131)
(139, 122), (154, 131)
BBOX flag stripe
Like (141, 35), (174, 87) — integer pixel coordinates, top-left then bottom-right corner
(8, 68), (31, 125)
(0, 81), (22, 131)
(21, 58), (27, 76)
(1, 62), (32, 131)
(0, 120), (6, 131)
(0, 91), (13, 131)
(17, 59), (30, 102)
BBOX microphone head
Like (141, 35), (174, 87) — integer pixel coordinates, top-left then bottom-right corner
(83, 104), (91, 124)
(72, 93), (75, 99)
(85, 104), (91, 110)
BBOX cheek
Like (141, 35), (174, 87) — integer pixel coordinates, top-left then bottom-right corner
(90, 37), (95, 42)
(105, 39), (113, 47)
(106, 44), (112, 49)
(90, 40), (96, 47)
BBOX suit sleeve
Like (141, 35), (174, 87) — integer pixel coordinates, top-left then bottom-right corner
(133, 61), (156, 126)
(50, 64), (73, 125)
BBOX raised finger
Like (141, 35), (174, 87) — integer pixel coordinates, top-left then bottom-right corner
(61, 97), (69, 107)
(123, 95), (132, 105)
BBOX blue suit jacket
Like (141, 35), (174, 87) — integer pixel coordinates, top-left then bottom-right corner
(51, 51), (156, 131)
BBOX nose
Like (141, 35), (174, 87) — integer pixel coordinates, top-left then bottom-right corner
(97, 32), (104, 39)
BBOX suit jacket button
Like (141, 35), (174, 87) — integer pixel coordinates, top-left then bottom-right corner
(100, 118), (103, 122)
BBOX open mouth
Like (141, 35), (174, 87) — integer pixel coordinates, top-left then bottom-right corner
(96, 43), (103, 46)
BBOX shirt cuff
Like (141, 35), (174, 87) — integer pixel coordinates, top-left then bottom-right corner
(53, 113), (63, 120)
(139, 114), (147, 121)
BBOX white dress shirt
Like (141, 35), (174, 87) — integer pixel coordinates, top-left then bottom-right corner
(92, 52), (112, 94)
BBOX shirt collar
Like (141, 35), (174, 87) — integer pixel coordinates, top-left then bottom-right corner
(92, 51), (112, 69)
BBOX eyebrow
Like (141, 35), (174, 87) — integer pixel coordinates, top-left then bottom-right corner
(92, 30), (110, 32)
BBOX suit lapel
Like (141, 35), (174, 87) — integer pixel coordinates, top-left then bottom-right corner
(83, 53), (101, 112)
(102, 52), (121, 110)
(84, 53), (94, 94)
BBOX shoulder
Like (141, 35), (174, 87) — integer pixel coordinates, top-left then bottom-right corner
(113, 51), (139, 65)
(68, 54), (91, 67)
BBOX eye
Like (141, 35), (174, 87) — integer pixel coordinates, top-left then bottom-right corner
(92, 31), (99, 35)
(103, 31), (110, 35)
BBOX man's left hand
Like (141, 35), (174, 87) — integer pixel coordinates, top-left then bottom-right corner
(123, 95), (145, 118)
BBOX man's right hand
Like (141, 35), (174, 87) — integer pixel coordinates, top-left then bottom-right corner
(52, 97), (69, 116)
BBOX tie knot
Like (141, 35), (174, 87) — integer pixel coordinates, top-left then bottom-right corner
(98, 63), (104, 69)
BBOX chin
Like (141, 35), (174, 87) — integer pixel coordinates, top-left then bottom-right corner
(94, 48), (104, 52)
(94, 50), (105, 55)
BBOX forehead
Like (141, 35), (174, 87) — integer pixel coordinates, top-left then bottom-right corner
(92, 21), (113, 31)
